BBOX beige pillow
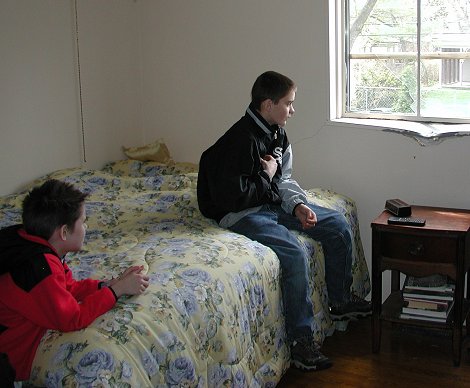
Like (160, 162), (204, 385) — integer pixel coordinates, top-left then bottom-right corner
(122, 139), (173, 163)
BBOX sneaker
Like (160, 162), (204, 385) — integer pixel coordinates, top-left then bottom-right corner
(290, 337), (333, 371)
(329, 294), (372, 321)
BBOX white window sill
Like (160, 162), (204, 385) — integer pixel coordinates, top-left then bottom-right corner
(328, 118), (470, 145)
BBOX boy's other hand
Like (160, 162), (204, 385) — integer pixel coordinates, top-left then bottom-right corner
(260, 155), (277, 180)
(110, 265), (149, 297)
(294, 204), (317, 229)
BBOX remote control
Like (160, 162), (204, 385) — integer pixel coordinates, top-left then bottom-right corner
(387, 216), (426, 226)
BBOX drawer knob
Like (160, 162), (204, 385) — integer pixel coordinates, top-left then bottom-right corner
(408, 242), (424, 256)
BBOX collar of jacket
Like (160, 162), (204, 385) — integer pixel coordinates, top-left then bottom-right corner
(246, 104), (279, 136)
(0, 225), (59, 275)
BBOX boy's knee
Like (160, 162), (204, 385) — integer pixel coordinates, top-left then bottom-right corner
(329, 213), (352, 244)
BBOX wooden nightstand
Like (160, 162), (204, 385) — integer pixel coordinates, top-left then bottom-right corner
(371, 206), (470, 366)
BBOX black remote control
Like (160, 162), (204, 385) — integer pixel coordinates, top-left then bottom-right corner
(388, 216), (426, 226)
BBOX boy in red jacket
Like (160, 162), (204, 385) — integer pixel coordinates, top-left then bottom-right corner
(0, 179), (149, 383)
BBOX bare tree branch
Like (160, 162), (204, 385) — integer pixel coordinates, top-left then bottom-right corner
(350, 0), (379, 46)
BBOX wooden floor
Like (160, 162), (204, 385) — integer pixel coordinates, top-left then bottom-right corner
(278, 318), (470, 387)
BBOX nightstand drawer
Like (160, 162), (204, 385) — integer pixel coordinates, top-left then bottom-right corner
(380, 233), (457, 263)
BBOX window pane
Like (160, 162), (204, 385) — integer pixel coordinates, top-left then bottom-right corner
(349, 58), (417, 114)
(348, 0), (417, 115)
(420, 59), (470, 119)
(420, 0), (470, 119)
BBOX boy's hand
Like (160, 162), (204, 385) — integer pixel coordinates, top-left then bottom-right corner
(260, 155), (277, 180)
(294, 204), (317, 229)
(107, 266), (140, 287)
(109, 265), (149, 297)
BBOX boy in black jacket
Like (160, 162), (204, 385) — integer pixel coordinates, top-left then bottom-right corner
(197, 71), (370, 371)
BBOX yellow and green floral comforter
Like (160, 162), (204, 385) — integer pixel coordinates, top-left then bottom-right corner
(0, 159), (370, 387)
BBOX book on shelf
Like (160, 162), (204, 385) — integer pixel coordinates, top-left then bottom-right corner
(403, 274), (455, 292)
(399, 312), (448, 323)
(402, 287), (454, 301)
(402, 300), (453, 319)
(403, 297), (450, 311)
(402, 274), (455, 301)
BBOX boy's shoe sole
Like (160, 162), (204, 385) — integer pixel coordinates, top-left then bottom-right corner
(330, 310), (372, 321)
(291, 357), (333, 371)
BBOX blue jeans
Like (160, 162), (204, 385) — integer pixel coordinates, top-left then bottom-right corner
(229, 203), (353, 341)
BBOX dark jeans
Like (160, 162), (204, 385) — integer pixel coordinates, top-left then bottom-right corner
(229, 203), (353, 341)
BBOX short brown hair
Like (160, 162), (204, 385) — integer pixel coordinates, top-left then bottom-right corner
(251, 71), (296, 110)
(22, 179), (88, 240)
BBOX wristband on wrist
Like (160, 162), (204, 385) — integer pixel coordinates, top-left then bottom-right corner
(292, 202), (304, 216)
(108, 286), (118, 301)
(98, 280), (111, 289)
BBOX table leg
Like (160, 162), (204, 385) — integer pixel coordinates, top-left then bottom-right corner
(453, 247), (465, 366)
(372, 229), (381, 353)
(391, 270), (400, 292)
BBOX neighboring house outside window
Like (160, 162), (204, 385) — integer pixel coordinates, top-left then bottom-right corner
(329, 0), (470, 141)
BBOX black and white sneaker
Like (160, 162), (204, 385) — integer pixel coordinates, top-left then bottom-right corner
(329, 294), (372, 321)
(290, 337), (333, 371)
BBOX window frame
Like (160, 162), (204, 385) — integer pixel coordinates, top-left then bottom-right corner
(328, 0), (470, 141)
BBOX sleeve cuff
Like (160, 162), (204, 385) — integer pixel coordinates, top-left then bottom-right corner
(108, 286), (118, 301)
(259, 170), (271, 183)
(292, 202), (304, 216)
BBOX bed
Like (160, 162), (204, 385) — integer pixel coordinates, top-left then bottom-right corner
(0, 154), (370, 387)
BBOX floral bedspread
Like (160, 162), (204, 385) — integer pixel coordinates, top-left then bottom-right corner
(0, 159), (370, 387)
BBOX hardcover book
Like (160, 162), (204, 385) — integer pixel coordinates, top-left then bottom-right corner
(399, 313), (448, 323)
(402, 287), (454, 301)
(402, 301), (453, 319)
(404, 297), (450, 311)
(404, 274), (455, 292)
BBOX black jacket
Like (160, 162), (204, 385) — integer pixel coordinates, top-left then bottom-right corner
(0, 225), (54, 288)
(197, 105), (306, 224)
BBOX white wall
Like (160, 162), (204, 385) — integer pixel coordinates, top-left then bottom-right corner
(0, 1), (80, 195)
(0, 0), (143, 196)
(76, 0), (143, 166)
(139, 0), (470, 298)
(140, 0), (327, 161)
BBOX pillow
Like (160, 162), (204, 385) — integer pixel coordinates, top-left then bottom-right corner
(122, 139), (173, 163)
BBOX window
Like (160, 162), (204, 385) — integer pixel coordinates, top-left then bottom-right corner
(330, 0), (470, 139)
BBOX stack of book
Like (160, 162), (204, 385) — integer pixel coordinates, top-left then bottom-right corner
(400, 274), (454, 323)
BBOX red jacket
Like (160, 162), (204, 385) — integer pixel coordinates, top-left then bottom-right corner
(0, 225), (116, 381)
